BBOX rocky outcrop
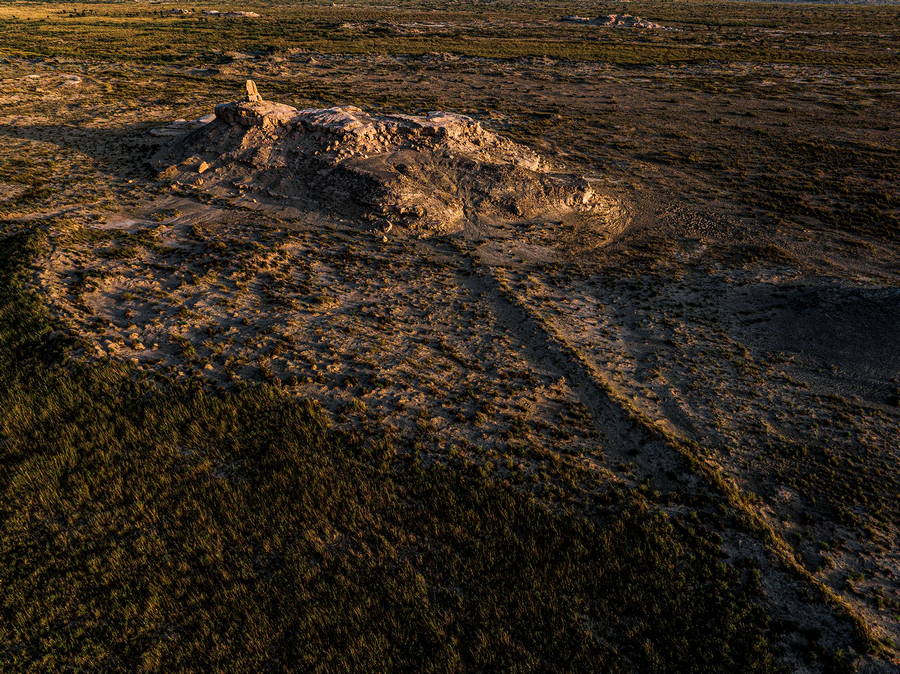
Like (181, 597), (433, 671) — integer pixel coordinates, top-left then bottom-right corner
(203, 10), (260, 17)
(154, 84), (622, 237)
(245, 79), (262, 103)
(214, 100), (298, 128)
(563, 14), (664, 29)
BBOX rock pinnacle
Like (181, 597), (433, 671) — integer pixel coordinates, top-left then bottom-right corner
(245, 80), (262, 103)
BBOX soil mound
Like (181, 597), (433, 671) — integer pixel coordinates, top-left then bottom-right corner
(154, 83), (617, 236)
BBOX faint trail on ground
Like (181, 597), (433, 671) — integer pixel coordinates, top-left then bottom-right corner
(444, 236), (889, 669)
(445, 237), (701, 496)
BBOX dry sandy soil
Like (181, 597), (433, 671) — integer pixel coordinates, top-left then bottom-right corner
(2, 35), (899, 669)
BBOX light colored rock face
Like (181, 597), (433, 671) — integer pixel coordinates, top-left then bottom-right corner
(292, 105), (542, 171)
(203, 10), (259, 17)
(599, 14), (662, 29)
(214, 100), (297, 128)
(563, 14), (663, 29)
(156, 93), (624, 237)
(245, 79), (262, 103)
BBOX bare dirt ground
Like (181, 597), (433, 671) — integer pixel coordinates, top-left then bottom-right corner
(2, 25), (899, 669)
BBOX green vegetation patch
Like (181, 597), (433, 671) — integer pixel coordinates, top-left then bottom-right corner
(0, 230), (782, 670)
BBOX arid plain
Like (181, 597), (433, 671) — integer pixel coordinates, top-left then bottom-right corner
(1, 2), (899, 671)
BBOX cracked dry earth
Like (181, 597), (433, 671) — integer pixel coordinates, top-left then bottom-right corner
(3, 53), (899, 670)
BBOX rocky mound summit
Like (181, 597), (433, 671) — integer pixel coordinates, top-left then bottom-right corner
(155, 81), (615, 236)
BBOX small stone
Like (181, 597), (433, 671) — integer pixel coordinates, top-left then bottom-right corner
(198, 161), (210, 174)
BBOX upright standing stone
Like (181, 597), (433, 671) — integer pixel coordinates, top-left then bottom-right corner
(245, 80), (262, 102)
